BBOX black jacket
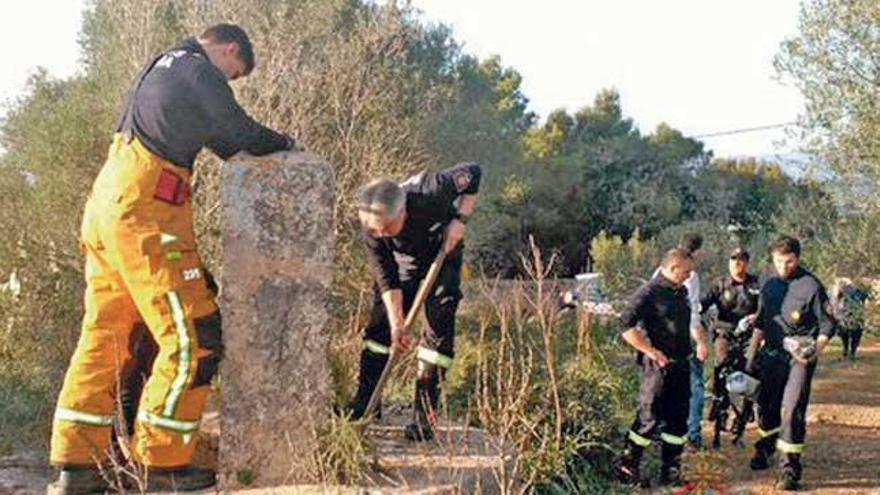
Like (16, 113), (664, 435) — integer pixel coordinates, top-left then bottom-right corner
(364, 163), (482, 293)
(116, 37), (289, 169)
(755, 266), (836, 348)
(619, 274), (693, 360)
(701, 274), (760, 329)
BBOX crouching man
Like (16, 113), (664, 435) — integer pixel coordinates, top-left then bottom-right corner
(346, 163), (481, 441)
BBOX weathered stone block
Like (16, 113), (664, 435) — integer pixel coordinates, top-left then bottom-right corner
(218, 151), (335, 489)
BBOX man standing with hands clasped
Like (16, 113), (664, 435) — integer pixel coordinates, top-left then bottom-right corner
(617, 248), (710, 487)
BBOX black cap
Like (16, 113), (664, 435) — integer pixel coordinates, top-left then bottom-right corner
(729, 247), (750, 261)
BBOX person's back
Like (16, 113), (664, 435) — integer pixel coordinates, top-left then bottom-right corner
(119, 33), (292, 169)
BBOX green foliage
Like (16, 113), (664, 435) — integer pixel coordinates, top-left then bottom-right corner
(590, 229), (656, 300)
(773, 0), (880, 287)
(775, 0), (880, 209)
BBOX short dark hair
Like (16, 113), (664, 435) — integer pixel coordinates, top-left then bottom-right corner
(679, 233), (703, 255)
(661, 247), (694, 269)
(199, 24), (255, 75)
(770, 235), (801, 257)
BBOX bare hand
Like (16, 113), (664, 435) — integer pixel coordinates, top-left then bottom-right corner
(649, 348), (669, 367)
(444, 219), (466, 253)
(391, 323), (412, 351)
(696, 341), (710, 363)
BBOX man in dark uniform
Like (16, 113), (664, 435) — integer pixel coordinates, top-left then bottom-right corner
(347, 163), (482, 441)
(49, 24), (297, 494)
(749, 236), (836, 491)
(700, 247), (760, 448)
(616, 248), (707, 486)
(833, 278), (870, 360)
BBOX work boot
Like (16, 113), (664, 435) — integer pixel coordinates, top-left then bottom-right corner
(404, 361), (440, 442)
(750, 448), (771, 471)
(144, 466), (216, 492)
(48, 467), (111, 495)
(685, 436), (703, 453)
(345, 349), (389, 420)
(775, 467), (801, 491)
(614, 446), (643, 486)
(659, 465), (685, 487)
(660, 441), (685, 486)
(750, 434), (776, 470)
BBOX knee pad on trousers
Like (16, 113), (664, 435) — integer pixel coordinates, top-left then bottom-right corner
(191, 311), (222, 388)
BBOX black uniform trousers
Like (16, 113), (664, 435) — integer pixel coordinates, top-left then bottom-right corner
(839, 326), (863, 358)
(626, 357), (691, 468)
(755, 347), (816, 474)
(350, 250), (463, 415)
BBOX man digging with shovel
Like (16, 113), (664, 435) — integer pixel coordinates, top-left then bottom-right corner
(345, 163), (482, 441)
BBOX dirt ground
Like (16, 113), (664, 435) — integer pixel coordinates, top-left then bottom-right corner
(679, 338), (880, 494)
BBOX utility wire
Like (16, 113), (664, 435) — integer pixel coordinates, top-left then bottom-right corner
(690, 122), (796, 139)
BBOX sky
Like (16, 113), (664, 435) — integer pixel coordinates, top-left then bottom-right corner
(1, 0), (807, 160)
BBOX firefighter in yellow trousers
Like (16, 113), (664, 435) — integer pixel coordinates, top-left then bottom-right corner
(50, 24), (297, 494)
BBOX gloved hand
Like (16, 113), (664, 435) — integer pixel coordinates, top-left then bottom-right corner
(734, 314), (756, 336)
(783, 336), (817, 364)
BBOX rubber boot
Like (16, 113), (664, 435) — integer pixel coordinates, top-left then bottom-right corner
(404, 361), (439, 441)
(345, 349), (388, 420)
(48, 467), (111, 495)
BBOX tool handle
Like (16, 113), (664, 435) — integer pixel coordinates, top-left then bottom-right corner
(403, 249), (447, 330)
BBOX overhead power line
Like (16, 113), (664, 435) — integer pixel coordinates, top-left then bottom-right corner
(690, 122), (796, 139)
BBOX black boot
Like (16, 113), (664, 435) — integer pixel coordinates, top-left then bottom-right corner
(750, 436), (775, 471)
(776, 453), (803, 490)
(660, 442), (685, 487)
(615, 444), (643, 486)
(143, 466), (216, 492)
(48, 467), (111, 495)
(405, 361), (440, 441)
(775, 467), (801, 491)
(345, 349), (388, 420)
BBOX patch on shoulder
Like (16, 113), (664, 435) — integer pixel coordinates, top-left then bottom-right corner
(453, 170), (472, 192)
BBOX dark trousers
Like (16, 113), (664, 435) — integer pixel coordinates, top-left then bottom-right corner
(755, 348), (816, 476)
(349, 249), (462, 417)
(625, 357), (691, 469)
(840, 327), (863, 358)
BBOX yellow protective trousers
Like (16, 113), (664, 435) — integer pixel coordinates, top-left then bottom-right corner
(50, 134), (221, 468)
